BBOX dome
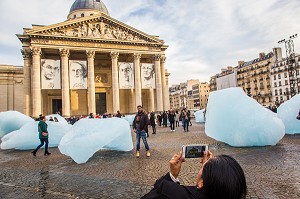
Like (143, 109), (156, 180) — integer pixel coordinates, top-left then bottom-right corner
(69, 0), (109, 16)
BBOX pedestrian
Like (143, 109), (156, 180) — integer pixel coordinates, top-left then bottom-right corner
(115, 110), (122, 118)
(162, 111), (168, 127)
(31, 115), (51, 156)
(175, 110), (180, 127)
(150, 111), (156, 134)
(54, 117), (59, 122)
(168, 109), (176, 132)
(187, 110), (192, 126)
(132, 105), (150, 158)
(181, 108), (189, 132)
(157, 112), (162, 127)
(89, 113), (94, 118)
(142, 151), (247, 199)
(49, 116), (54, 121)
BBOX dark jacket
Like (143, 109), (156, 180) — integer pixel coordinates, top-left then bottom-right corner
(38, 121), (48, 139)
(132, 111), (149, 131)
(168, 112), (176, 122)
(141, 173), (209, 199)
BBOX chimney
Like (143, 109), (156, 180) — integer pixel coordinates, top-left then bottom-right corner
(259, 52), (265, 59)
(238, 61), (245, 66)
(273, 47), (282, 62)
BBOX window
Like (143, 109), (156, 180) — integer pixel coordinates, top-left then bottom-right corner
(297, 70), (299, 75)
(274, 75), (276, 80)
(284, 73), (287, 78)
(278, 74), (281, 79)
(81, 13), (84, 17)
(279, 89), (282, 95)
(279, 81), (281, 86)
(274, 82), (277, 87)
(285, 80), (288, 85)
(275, 90), (278, 95)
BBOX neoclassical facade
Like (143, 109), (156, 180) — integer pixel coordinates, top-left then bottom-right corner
(16, 0), (170, 117)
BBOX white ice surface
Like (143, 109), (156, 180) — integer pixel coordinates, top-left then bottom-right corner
(58, 118), (133, 164)
(195, 109), (205, 123)
(277, 94), (300, 134)
(205, 88), (285, 147)
(1, 121), (71, 150)
(0, 111), (34, 137)
(122, 115), (136, 125)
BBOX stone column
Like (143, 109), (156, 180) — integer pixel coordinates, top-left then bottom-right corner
(149, 89), (155, 112)
(110, 52), (120, 113)
(160, 56), (169, 110)
(30, 47), (42, 118)
(21, 48), (32, 116)
(86, 50), (96, 115)
(59, 49), (71, 117)
(133, 53), (142, 107)
(129, 89), (136, 113)
(154, 54), (163, 111)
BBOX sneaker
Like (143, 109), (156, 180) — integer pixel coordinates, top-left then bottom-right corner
(146, 151), (150, 158)
(136, 151), (140, 158)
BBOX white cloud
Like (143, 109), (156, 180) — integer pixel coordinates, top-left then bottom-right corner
(0, 0), (300, 85)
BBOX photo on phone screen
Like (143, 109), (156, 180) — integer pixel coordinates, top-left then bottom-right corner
(184, 145), (207, 158)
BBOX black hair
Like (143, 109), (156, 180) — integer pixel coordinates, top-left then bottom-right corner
(202, 155), (247, 199)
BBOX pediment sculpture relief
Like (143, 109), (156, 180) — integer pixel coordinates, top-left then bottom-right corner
(46, 21), (148, 42)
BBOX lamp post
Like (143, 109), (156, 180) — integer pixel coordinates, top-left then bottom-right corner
(278, 34), (299, 97)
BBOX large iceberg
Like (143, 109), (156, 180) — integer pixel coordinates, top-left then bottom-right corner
(205, 88), (285, 147)
(0, 111), (34, 137)
(1, 121), (71, 150)
(195, 109), (205, 123)
(122, 114), (136, 125)
(277, 94), (300, 134)
(58, 118), (133, 164)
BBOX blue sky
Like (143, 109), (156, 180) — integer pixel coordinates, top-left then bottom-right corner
(0, 0), (300, 85)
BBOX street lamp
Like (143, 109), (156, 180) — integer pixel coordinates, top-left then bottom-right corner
(278, 34), (299, 97)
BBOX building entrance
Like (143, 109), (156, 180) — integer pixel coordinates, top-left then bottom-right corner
(96, 93), (107, 114)
(52, 99), (62, 114)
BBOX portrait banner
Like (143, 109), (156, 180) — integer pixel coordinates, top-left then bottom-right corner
(119, 62), (134, 89)
(69, 60), (87, 89)
(141, 63), (156, 89)
(41, 59), (61, 89)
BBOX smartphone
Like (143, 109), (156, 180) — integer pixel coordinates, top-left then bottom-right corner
(182, 144), (208, 158)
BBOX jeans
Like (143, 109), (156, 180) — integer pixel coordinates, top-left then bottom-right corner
(136, 130), (150, 151)
(34, 138), (49, 153)
(184, 120), (189, 131)
(170, 121), (175, 130)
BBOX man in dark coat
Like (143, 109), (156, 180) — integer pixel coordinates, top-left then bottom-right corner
(132, 105), (150, 158)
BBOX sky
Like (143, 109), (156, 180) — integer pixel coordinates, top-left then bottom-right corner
(0, 0), (300, 85)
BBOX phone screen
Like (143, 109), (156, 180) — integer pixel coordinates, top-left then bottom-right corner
(184, 145), (206, 158)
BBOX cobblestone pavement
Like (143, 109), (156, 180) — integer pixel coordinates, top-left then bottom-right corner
(0, 121), (299, 199)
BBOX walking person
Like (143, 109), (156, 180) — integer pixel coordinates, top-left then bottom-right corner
(187, 110), (192, 126)
(132, 105), (150, 158)
(175, 111), (180, 127)
(168, 109), (176, 132)
(150, 111), (156, 134)
(162, 111), (168, 127)
(157, 112), (162, 127)
(31, 115), (51, 156)
(182, 108), (189, 132)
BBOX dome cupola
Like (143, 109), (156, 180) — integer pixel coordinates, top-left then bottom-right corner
(68, 0), (109, 20)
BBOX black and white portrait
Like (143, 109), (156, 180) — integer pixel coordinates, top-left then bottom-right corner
(141, 63), (155, 89)
(41, 59), (61, 89)
(119, 62), (134, 89)
(69, 60), (87, 89)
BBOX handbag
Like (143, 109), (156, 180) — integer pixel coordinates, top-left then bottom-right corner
(42, 132), (48, 136)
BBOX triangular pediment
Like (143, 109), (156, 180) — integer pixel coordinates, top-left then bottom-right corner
(25, 14), (163, 44)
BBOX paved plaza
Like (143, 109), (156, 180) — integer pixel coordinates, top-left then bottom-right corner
(0, 121), (299, 199)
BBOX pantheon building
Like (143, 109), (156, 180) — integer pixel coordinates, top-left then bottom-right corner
(1, 0), (170, 117)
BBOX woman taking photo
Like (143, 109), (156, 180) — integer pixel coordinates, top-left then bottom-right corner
(142, 151), (247, 199)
